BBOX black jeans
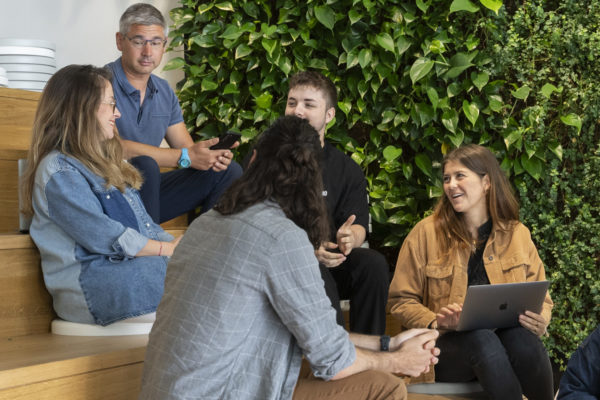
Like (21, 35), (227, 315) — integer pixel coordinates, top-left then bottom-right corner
(319, 247), (389, 335)
(130, 156), (242, 223)
(435, 327), (554, 400)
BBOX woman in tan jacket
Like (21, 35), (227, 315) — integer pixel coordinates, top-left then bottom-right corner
(389, 144), (554, 400)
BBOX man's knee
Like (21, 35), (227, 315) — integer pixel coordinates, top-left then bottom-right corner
(130, 155), (160, 181)
(352, 370), (407, 400)
(222, 160), (243, 183)
(348, 248), (389, 287)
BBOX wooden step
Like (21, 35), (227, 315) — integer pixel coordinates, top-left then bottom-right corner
(0, 333), (147, 400)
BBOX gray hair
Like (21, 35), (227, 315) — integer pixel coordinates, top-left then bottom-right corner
(119, 3), (168, 36)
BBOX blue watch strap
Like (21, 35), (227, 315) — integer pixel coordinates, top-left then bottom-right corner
(178, 148), (191, 168)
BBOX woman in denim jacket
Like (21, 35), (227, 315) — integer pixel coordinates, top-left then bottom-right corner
(21, 65), (181, 326)
(389, 145), (554, 399)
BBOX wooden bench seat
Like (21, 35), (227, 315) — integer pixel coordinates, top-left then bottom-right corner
(0, 230), (184, 399)
(0, 334), (147, 400)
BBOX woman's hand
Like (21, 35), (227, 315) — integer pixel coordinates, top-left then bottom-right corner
(519, 310), (547, 337)
(435, 303), (463, 330)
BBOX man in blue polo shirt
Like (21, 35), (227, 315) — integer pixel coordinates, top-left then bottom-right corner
(107, 3), (242, 223)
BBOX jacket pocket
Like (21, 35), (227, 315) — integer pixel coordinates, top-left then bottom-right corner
(500, 254), (529, 282)
(425, 263), (453, 299)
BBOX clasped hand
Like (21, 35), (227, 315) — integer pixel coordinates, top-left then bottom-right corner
(188, 138), (238, 172)
(389, 329), (440, 377)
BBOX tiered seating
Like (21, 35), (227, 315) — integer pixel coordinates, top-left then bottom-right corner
(0, 87), (184, 399)
(0, 87), (483, 399)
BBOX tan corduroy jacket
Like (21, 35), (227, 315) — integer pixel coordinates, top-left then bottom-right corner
(389, 215), (553, 382)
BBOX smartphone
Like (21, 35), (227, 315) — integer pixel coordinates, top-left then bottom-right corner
(210, 131), (241, 150)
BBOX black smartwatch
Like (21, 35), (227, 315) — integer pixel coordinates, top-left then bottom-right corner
(380, 335), (391, 352)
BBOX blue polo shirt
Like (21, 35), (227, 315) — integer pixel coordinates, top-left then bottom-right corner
(106, 58), (184, 147)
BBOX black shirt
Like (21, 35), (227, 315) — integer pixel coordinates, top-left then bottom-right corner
(467, 218), (493, 286)
(321, 141), (369, 242)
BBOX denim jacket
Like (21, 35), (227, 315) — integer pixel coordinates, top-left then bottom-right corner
(30, 151), (173, 325)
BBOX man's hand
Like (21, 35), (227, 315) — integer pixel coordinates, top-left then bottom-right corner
(390, 329), (440, 377)
(436, 303), (463, 330)
(315, 242), (346, 268)
(336, 215), (357, 255)
(188, 139), (235, 172)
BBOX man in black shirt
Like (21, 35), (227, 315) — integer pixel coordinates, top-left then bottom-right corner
(285, 71), (389, 335)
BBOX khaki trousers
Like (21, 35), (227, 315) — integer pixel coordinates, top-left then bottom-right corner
(293, 359), (407, 400)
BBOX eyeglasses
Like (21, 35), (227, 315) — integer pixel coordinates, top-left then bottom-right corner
(102, 100), (117, 113)
(125, 36), (167, 49)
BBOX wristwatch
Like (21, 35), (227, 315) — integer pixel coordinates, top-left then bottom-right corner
(178, 148), (191, 168)
(380, 335), (391, 352)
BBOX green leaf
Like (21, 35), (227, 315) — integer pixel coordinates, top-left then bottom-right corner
(488, 95), (503, 112)
(358, 48), (373, 69)
(397, 36), (411, 55)
(426, 87), (439, 109)
(358, 80), (369, 99)
(442, 109), (459, 133)
(215, 2), (234, 11)
(376, 33), (395, 53)
(450, 0), (480, 13)
(449, 129), (465, 148)
(402, 163), (413, 179)
(192, 35), (216, 48)
(548, 141), (563, 161)
(349, 9), (362, 24)
(383, 145), (403, 161)
(261, 38), (278, 57)
(415, 103), (434, 126)
(314, 5), (336, 30)
(278, 56), (292, 75)
(254, 92), (273, 109)
(462, 100), (480, 126)
(163, 57), (185, 71)
(235, 44), (252, 59)
(338, 100), (352, 116)
(416, 0), (430, 12)
(223, 83), (239, 95)
(242, 2), (259, 18)
(521, 154), (542, 181)
(540, 83), (561, 99)
(370, 203), (387, 224)
(511, 85), (531, 100)
(560, 114), (582, 135)
(503, 129), (523, 150)
(198, 3), (214, 13)
(480, 0), (502, 14)
(472, 71), (490, 91)
(219, 25), (244, 40)
(201, 78), (219, 91)
(447, 83), (461, 97)
(415, 153), (433, 178)
(410, 58), (434, 84)
(445, 52), (476, 79)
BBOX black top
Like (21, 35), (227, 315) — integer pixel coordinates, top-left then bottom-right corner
(242, 140), (369, 242)
(467, 218), (493, 286)
(321, 141), (369, 241)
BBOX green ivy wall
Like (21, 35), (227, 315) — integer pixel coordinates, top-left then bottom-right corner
(165, 0), (600, 366)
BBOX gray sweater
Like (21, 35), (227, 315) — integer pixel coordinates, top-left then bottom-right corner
(140, 201), (355, 400)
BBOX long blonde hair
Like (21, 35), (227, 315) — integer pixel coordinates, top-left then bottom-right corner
(433, 144), (520, 255)
(21, 64), (142, 217)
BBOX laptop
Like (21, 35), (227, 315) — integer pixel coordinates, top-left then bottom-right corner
(456, 281), (550, 331)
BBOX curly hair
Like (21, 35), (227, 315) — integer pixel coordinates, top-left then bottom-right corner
(433, 144), (520, 255)
(215, 116), (329, 248)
